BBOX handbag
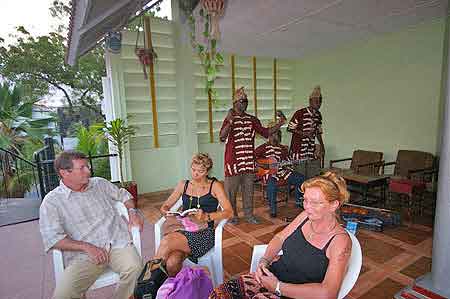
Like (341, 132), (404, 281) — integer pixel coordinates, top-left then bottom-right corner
(156, 267), (213, 299)
(134, 259), (168, 299)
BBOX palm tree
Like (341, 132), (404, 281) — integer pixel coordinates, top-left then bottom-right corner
(101, 118), (135, 185)
(0, 82), (55, 154)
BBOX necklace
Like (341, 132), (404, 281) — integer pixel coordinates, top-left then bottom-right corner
(309, 219), (337, 240)
(189, 181), (205, 209)
(188, 195), (201, 209)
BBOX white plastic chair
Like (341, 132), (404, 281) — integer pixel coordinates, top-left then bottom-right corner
(52, 201), (142, 290)
(154, 197), (228, 286)
(249, 230), (362, 299)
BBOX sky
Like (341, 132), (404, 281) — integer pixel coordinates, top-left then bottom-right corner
(0, 0), (172, 46)
(0, 0), (172, 106)
(0, 0), (59, 46)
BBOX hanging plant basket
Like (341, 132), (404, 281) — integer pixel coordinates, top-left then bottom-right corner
(134, 16), (158, 79)
(135, 48), (157, 65)
(201, 0), (225, 40)
(181, 0), (227, 103)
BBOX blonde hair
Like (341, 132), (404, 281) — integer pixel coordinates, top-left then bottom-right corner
(191, 153), (213, 172)
(301, 171), (349, 207)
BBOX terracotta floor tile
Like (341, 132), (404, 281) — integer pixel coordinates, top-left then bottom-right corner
(223, 248), (250, 275)
(222, 229), (235, 240)
(234, 217), (274, 233)
(358, 278), (406, 299)
(383, 225), (431, 245)
(357, 233), (405, 264)
(225, 242), (253, 262)
(400, 256), (432, 279)
(257, 232), (276, 244)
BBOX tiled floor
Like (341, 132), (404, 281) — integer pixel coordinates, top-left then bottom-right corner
(138, 187), (434, 299)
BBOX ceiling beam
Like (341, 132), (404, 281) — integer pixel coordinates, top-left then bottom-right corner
(67, 0), (89, 66)
(78, 0), (134, 35)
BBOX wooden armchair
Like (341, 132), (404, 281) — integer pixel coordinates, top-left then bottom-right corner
(329, 150), (384, 176)
(383, 150), (436, 217)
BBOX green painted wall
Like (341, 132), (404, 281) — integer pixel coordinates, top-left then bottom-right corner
(130, 147), (182, 192)
(293, 19), (446, 166)
(109, 15), (448, 194)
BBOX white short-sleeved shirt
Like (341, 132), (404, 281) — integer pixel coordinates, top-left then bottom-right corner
(39, 177), (133, 265)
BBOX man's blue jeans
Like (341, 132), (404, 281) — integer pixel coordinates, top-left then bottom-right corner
(266, 172), (305, 215)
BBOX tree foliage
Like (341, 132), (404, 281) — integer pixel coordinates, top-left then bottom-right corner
(0, 0), (105, 113)
(0, 82), (55, 154)
(0, 28), (105, 112)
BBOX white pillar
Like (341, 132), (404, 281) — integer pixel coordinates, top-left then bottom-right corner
(414, 13), (450, 298)
(101, 77), (120, 182)
(172, 0), (199, 177)
(103, 52), (133, 182)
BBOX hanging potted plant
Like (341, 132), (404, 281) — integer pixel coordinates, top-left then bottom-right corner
(134, 15), (158, 79)
(100, 118), (138, 204)
(180, 0), (226, 102)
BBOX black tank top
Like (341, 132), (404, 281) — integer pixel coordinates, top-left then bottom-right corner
(182, 178), (219, 228)
(269, 217), (339, 284)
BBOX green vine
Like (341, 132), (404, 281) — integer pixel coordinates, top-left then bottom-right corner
(186, 7), (224, 102)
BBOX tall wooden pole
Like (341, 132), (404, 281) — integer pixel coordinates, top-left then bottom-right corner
(252, 56), (258, 117)
(144, 16), (159, 148)
(273, 58), (277, 120)
(231, 55), (236, 100)
(208, 90), (214, 143)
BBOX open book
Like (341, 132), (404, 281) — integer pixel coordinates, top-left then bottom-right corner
(166, 208), (199, 217)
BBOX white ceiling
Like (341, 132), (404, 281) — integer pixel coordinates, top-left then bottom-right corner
(68, 0), (449, 64)
(217, 0), (449, 58)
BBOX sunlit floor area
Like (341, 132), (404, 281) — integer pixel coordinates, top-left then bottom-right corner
(0, 188), (433, 299)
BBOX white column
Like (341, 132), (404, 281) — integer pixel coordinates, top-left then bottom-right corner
(172, 0), (199, 177)
(414, 13), (450, 298)
(104, 52), (133, 182)
(101, 76), (120, 182)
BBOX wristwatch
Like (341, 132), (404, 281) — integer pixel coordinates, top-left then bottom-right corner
(274, 281), (282, 297)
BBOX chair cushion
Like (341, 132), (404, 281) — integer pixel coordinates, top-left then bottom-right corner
(389, 178), (426, 195)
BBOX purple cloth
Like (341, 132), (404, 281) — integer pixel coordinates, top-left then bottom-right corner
(157, 267), (213, 299)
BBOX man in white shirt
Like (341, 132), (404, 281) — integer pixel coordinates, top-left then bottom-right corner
(39, 151), (143, 299)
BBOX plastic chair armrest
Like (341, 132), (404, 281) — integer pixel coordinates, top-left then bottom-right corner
(130, 226), (142, 256)
(154, 216), (166, 253)
(214, 218), (228, 246)
(52, 248), (65, 282)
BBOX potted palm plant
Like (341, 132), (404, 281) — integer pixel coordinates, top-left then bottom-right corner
(100, 118), (138, 204)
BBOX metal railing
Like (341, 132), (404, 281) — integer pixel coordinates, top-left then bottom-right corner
(33, 137), (59, 199)
(0, 147), (41, 200)
(2, 137), (118, 201)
